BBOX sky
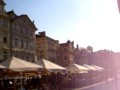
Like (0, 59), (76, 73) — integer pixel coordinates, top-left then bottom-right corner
(4, 0), (120, 52)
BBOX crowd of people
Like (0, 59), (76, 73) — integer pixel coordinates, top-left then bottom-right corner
(0, 69), (119, 90)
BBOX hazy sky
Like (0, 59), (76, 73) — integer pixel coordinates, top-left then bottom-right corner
(5, 0), (120, 52)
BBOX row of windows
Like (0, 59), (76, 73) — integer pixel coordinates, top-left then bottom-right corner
(14, 37), (34, 50)
(0, 18), (9, 28)
(14, 54), (33, 61)
(12, 24), (33, 37)
(48, 51), (57, 58)
(0, 50), (8, 61)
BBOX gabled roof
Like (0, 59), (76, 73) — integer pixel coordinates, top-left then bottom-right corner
(7, 10), (37, 30)
(7, 10), (17, 18)
(14, 15), (37, 30)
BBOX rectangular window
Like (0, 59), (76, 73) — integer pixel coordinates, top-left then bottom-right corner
(64, 56), (67, 60)
(15, 55), (18, 57)
(0, 37), (2, 42)
(0, 18), (2, 27)
(21, 27), (24, 33)
(3, 33), (8, 43)
(30, 43), (33, 50)
(15, 38), (18, 47)
(26, 29), (28, 35)
(21, 40), (24, 48)
(26, 41), (28, 49)
(3, 51), (7, 60)
(0, 50), (2, 60)
(3, 37), (7, 43)
(0, 32), (2, 42)
(3, 19), (8, 28)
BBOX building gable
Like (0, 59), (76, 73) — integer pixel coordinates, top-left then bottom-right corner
(12, 15), (37, 31)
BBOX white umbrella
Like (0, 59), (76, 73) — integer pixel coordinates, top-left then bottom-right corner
(0, 56), (43, 90)
(83, 64), (98, 71)
(0, 64), (7, 69)
(66, 63), (89, 73)
(91, 65), (104, 71)
(35, 59), (66, 71)
(0, 56), (43, 71)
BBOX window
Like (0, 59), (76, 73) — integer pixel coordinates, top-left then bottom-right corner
(0, 32), (2, 42)
(26, 56), (29, 61)
(0, 50), (2, 60)
(40, 54), (44, 58)
(64, 56), (67, 60)
(3, 33), (8, 43)
(13, 24), (16, 31)
(3, 36), (7, 43)
(3, 19), (8, 28)
(15, 38), (18, 46)
(21, 27), (24, 33)
(0, 18), (2, 26)
(64, 48), (67, 52)
(30, 42), (33, 50)
(15, 55), (18, 57)
(26, 29), (28, 35)
(21, 40), (24, 48)
(26, 41), (28, 49)
(0, 37), (1, 42)
(3, 51), (7, 60)
(0, 5), (2, 13)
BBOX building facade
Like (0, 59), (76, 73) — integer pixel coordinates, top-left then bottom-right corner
(36, 31), (60, 64)
(74, 45), (93, 65)
(0, 0), (37, 62)
(7, 10), (37, 62)
(59, 40), (74, 66)
(0, 0), (10, 61)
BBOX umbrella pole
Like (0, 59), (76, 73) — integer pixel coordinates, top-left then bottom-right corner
(20, 72), (22, 90)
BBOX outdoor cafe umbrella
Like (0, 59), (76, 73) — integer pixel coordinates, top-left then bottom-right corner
(83, 64), (98, 71)
(91, 65), (104, 71)
(0, 64), (7, 69)
(0, 56), (43, 90)
(0, 56), (43, 71)
(66, 63), (89, 73)
(35, 59), (66, 71)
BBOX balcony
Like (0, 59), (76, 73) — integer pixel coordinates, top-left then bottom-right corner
(30, 50), (35, 54)
(2, 43), (9, 49)
(12, 47), (19, 51)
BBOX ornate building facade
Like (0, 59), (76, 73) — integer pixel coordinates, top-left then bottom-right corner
(59, 40), (74, 66)
(74, 45), (93, 65)
(7, 11), (37, 62)
(36, 31), (60, 64)
(0, 0), (10, 61)
(0, 0), (37, 62)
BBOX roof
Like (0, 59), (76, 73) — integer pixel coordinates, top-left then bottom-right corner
(13, 15), (37, 30)
(7, 10), (37, 30)
(0, 0), (5, 5)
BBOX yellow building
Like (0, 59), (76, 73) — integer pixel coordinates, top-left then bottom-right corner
(59, 40), (74, 66)
(0, 0), (10, 61)
(36, 31), (60, 64)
